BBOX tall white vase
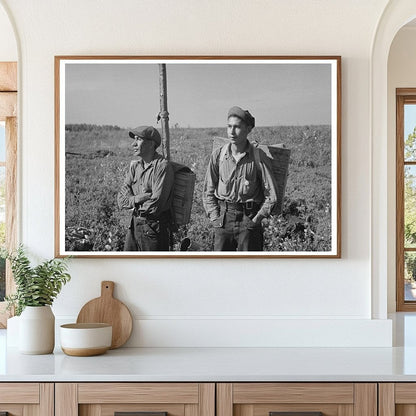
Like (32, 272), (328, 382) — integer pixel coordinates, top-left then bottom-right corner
(19, 306), (55, 354)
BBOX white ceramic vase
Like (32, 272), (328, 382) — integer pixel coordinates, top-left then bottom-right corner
(19, 305), (55, 354)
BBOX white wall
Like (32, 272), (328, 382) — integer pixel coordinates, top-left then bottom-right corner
(0, 0), (394, 347)
(0, 3), (16, 61)
(387, 26), (416, 312)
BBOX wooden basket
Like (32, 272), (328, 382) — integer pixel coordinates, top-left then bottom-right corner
(170, 162), (196, 226)
(213, 137), (290, 215)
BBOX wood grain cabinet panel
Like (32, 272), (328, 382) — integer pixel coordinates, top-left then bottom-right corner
(0, 382), (53, 416)
(377, 383), (416, 416)
(56, 383), (215, 416)
(0, 380), (404, 416)
(218, 383), (376, 416)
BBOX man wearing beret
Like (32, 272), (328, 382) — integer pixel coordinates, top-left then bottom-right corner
(118, 126), (174, 251)
(203, 106), (279, 251)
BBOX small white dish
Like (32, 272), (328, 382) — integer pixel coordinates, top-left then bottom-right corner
(60, 323), (112, 356)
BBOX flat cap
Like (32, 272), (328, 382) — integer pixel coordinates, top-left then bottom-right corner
(129, 126), (161, 148)
(227, 106), (255, 128)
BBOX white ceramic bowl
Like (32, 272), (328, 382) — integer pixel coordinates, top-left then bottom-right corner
(60, 323), (112, 356)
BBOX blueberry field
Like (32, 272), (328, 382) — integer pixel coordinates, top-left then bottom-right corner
(64, 124), (333, 252)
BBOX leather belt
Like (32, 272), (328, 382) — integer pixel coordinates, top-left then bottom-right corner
(219, 200), (259, 212)
(132, 209), (171, 222)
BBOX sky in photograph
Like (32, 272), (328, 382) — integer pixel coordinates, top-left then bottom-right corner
(65, 61), (333, 128)
(405, 104), (416, 139)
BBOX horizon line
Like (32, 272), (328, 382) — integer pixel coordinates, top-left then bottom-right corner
(65, 123), (331, 129)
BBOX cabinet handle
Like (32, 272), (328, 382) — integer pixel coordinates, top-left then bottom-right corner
(115, 412), (168, 416)
(270, 413), (323, 416)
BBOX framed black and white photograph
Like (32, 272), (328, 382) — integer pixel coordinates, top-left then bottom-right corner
(55, 56), (341, 258)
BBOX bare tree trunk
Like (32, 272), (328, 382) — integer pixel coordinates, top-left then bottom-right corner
(159, 64), (170, 161)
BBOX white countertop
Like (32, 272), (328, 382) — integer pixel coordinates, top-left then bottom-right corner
(3, 313), (416, 382)
(2, 345), (416, 382)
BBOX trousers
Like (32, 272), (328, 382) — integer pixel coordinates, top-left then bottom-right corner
(213, 209), (263, 251)
(124, 216), (170, 251)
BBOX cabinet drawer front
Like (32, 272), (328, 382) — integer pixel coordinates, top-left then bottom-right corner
(237, 403), (340, 416)
(78, 383), (200, 404)
(395, 383), (416, 403)
(233, 384), (354, 404)
(0, 383), (39, 403)
(80, 403), (186, 416)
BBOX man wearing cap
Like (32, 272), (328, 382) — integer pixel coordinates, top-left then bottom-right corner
(203, 106), (279, 251)
(117, 126), (174, 251)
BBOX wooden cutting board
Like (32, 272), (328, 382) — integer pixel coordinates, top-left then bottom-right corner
(76, 281), (133, 349)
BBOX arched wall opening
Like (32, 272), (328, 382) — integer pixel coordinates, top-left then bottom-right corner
(371, 0), (416, 319)
(387, 18), (416, 313)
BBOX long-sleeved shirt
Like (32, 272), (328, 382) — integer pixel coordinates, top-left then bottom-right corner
(203, 142), (278, 220)
(118, 153), (174, 218)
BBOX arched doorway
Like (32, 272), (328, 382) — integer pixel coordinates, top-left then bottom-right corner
(371, 0), (416, 318)
(387, 15), (416, 312)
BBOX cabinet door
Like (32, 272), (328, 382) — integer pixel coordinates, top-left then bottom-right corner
(0, 383), (53, 416)
(379, 383), (416, 416)
(55, 383), (215, 416)
(217, 383), (377, 416)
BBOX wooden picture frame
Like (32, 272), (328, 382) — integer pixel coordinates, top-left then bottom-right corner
(55, 56), (341, 258)
(396, 88), (416, 311)
(0, 61), (17, 326)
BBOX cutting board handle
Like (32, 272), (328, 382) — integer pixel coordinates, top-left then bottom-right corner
(101, 281), (115, 298)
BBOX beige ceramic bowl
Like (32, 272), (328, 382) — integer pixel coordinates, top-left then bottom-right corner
(60, 323), (112, 356)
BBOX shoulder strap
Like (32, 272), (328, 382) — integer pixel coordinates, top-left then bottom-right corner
(253, 145), (261, 169)
(252, 143), (262, 180)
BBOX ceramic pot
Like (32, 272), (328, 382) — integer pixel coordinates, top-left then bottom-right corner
(19, 305), (55, 354)
(60, 323), (112, 356)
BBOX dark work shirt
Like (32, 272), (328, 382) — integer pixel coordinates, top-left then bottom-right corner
(118, 153), (174, 217)
(203, 142), (278, 220)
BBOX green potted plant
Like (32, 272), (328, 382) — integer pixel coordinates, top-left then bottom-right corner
(4, 246), (71, 354)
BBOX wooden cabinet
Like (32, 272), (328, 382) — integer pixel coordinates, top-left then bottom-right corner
(379, 383), (416, 416)
(53, 382), (379, 416)
(217, 383), (377, 416)
(55, 383), (215, 416)
(0, 383), (53, 415)
(0, 381), (410, 416)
